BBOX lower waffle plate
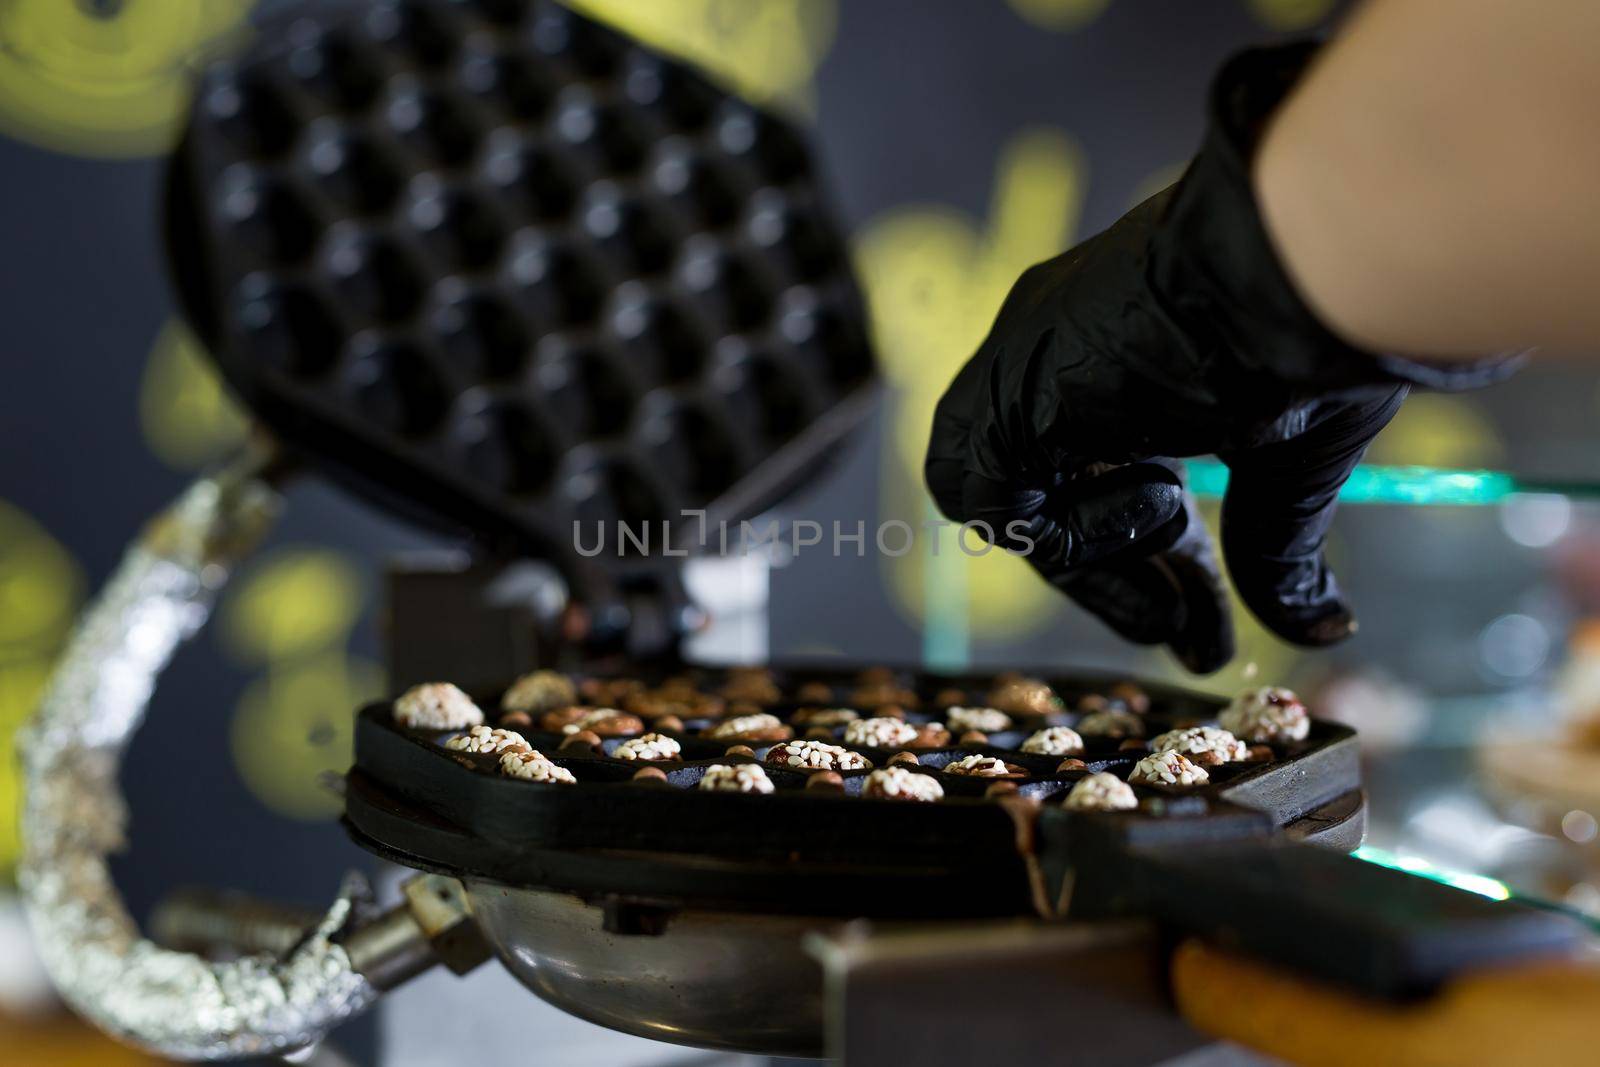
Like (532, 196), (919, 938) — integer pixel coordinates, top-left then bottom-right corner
(346, 664), (1360, 917)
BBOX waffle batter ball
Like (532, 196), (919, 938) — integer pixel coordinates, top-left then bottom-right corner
(580, 677), (645, 707)
(861, 766), (945, 802)
(1063, 772), (1138, 812)
(943, 754), (1021, 778)
(658, 673), (702, 693)
(765, 740), (872, 771)
(613, 733), (682, 762)
(946, 706), (1013, 734)
(703, 713), (792, 743)
(501, 670), (577, 715)
(499, 750), (577, 783)
(1220, 687), (1310, 743)
(443, 725), (530, 755)
(720, 667), (783, 705)
(1075, 693), (1113, 715)
(1107, 681), (1150, 715)
(1077, 707), (1145, 739)
(1150, 726), (1248, 765)
(625, 688), (724, 721)
(1020, 726), (1085, 756)
(793, 707), (861, 729)
(795, 681), (836, 705)
(987, 676), (1061, 717)
(844, 716), (919, 749)
(537, 706), (590, 732)
(698, 763), (776, 794)
(850, 668), (919, 709)
(394, 683), (484, 730)
(562, 708), (645, 737)
(1129, 749), (1209, 787)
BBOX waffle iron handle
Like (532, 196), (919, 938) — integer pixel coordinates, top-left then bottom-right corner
(14, 443), (455, 1059)
(1171, 937), (1600, 1067)
(1082, 839), (1590, 999)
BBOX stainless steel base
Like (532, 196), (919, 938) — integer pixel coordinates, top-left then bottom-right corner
(465, 885), (1207, 1063)
(463, 792), (1368, 1059)
(466, 882), (842, 1057)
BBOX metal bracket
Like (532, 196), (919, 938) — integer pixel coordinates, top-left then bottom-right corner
(151, 873), (490, 994)
(384, 551), (704, 691)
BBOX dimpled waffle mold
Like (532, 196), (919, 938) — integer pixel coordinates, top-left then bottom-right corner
(166, 0), (875, 587)
(347, 666), (1361, 917)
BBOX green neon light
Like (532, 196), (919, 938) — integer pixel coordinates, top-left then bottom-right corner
(1352, 845), (1512, 901)
(1188, 460), (1529, 507)
(921, 500), (971, 671)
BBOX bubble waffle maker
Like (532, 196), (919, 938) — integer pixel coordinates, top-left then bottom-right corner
(340, 662), (1590, 1057)
(341, 666), (1359, 1053)
(18, 1), (1593, 1063)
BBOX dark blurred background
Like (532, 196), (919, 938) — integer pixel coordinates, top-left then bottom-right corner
(5, 1), (1600, 1063)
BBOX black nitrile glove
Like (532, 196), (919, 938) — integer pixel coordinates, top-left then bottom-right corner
(925, 43), (1518, 673)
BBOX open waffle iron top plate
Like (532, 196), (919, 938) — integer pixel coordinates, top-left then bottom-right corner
(346, 664), (1361, 919)
(166, 0), (876, 605)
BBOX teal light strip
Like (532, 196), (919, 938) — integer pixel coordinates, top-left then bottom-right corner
(1352, 845), (1512, 900)
(1189, 459), (1524, 507)
(921, 500), (971, 671)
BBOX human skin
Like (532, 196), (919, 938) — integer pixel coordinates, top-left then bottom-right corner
(1255, 0), (1600, 359)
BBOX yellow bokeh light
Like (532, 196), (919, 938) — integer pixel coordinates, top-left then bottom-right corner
(1365, 393), (1506, 470)
(568, 0), (836, 107)
(0, 657), (56, 873)
(1180, 603), (1301, 695)
(1007, 0), (1113, 31)
(0, 0), (251, 158)
(1011, 0), (1335, 34)
(220, 547), (378, 819)
(139, 318), (249, 471)
(1129, 161), (1186, 208)
(1247, 0), (1338, 32)
(855, 128), (1085, 635)
(230, 654), (383, 821)
(1186, 500), (1302, 695)
(0, 500), (80, 874)
(0, 498), (82, 650)
(221, 548), (365, 666)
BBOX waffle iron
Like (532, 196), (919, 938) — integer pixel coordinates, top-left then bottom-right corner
(344, 663), (1379, 1054)
(144, 0), (1588, 1060)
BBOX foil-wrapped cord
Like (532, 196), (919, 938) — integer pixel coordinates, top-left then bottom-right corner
(17, 446), (381, 1059)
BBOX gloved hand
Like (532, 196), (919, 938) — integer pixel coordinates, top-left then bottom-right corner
(925, 42), (1517, 673)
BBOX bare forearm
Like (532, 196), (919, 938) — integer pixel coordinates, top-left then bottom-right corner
(1255, 0), (1600, 357)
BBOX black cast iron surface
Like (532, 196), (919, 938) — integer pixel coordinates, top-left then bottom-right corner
(166, 0), (876, 604)
(347, 666), (1351, 912)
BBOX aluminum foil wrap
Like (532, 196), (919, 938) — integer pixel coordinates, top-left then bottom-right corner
(18, 450), (380, 1058)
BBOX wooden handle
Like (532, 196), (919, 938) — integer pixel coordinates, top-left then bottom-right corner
(1171, 938), (1600, 1067)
